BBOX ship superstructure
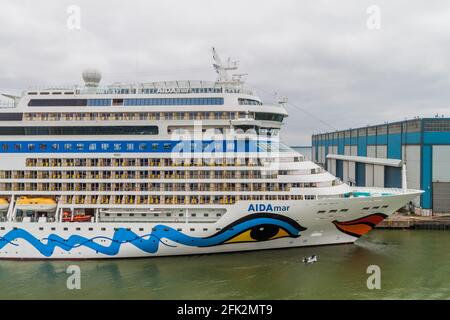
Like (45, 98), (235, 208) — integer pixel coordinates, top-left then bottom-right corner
(0, 49), (421, 259)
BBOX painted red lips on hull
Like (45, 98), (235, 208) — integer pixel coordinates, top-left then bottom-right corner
(332, 213), (388, 238)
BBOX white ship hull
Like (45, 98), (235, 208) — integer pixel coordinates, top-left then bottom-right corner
(0, 189), (420, 259)
(0, 49), (424, 260)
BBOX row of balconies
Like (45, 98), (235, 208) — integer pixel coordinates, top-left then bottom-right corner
(23, 111), (242, 122)
(0, 170), (275, 180)
(59, 195), (239, 205)
(25, 157), (262, 168)
(0, 182), (291, 192)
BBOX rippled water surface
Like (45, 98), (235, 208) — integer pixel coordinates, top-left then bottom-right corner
(0, 230), (448, 299)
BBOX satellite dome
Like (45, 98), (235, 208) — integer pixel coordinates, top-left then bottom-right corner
(82, 68), (102, 87)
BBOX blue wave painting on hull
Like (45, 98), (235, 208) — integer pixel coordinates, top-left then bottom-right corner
(0, 214), (306, 257)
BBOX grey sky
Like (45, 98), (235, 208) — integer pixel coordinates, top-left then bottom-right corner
(1, 0), (449, 145)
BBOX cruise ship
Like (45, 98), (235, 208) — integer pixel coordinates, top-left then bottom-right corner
(0, 49), (421, 259)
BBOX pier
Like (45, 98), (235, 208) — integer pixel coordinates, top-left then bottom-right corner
(377, 214), (450, 230)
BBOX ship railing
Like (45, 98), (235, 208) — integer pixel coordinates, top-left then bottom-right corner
(353, 186), (416, 195)
(26, 82), (254, 95)
(0, 101), (15, 108)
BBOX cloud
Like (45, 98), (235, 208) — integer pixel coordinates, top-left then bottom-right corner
(0, 0), (449, 145)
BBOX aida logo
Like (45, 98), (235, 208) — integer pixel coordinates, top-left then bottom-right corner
(248, 204), (290, 212)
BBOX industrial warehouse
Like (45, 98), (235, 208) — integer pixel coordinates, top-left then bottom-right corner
(312, 118), (450, 215)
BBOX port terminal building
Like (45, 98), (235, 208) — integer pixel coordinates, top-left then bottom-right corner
(311, 118), (450, 215)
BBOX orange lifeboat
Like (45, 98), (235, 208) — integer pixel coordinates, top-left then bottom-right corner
(62, 211), (92, 223)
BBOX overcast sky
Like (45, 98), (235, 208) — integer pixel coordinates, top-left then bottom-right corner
(1, 0), (450, 145)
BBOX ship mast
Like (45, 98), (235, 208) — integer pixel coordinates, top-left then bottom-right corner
(212, 47), (245, 91)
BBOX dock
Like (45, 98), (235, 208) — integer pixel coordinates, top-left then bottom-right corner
(377, 214), (450, 230)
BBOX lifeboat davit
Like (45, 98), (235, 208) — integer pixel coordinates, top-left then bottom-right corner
(0, 198), (9, 211)
(16, 197), (57, 211)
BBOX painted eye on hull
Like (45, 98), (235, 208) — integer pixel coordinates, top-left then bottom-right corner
(225, 224), (292, 244)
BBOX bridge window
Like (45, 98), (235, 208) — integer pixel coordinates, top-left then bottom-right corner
(238, 98), (262, 105)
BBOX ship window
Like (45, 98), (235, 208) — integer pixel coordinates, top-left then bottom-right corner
(382, 205), (389, 208)
(27, 144), (35, 150)
(329, 210), (337, 213)
(152, 143), (159, 150)
(191, 213), (196, 217)
(14, 144), (22, 150)
(87, 99), (112, 107)
(177, 228), (182, 231)
(2, 144), (8, 151)
(340, 209), (349, 212)
(203, 228), (208, 231)
(123, 97), (224, 106)
(39, 227), (44, 231)
(0, 126), (159, 136)
(141, 213), (147, 217)
(190, 228), (195, 231)
(51, 227), (55, 231)
(216, 213), (221, 217)
(163, 143), (171, 150)
(372, 206), (380, 209)
(139, 228), (144, 231)
(89, 228), (93, 231)
(64, 227), (68, 231)
(317, 210), (326, 214)
(363, 207), (370, 210)
(238, 98), (262, 105)
(28, 99), (88, 107)
(179, 213), (184, 217)
(0, 113), (23, 121)
(76, 227), (81, 231)
(255, 112), (284, 122)
(39, 144), (47, 151)
(101, 228), (106, 231)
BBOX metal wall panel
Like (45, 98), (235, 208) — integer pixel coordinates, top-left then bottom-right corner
(402, 145), (421, 206)
(374, 165), (385, 187)
(344, 146), (351, 156)
(348, 161), (356, 184)
(433, 182), (450, 213)
(367, 145), (376, 158)
(343, 160), (349, 183)
(336, 160), (343, 179)
(355, 162), (366, 186)
(402, 145), (421, 189)
(433, 146), (450, 182)
(376, 145), (387, 158)
(384, 167), (402, 188)
(366, 164), (374, 186)
(328, 158), (336, 175)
